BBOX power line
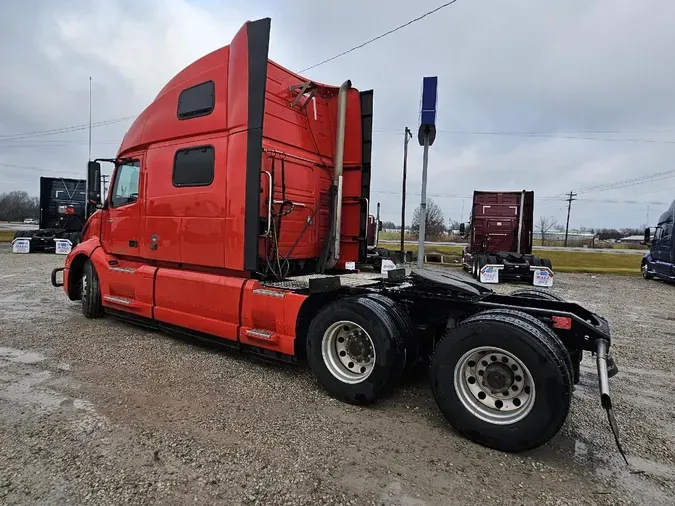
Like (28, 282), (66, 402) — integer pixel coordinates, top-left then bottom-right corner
(298, 1), (460, 73)
(0, 161), (78, 176)
(572, 169), (675, 195)
(371, 129), (675, 145)
(0, 115), (137, 141)
(369, 189), (667, 205)
(0, 162), (43, 171)
(0, 142), (119, 148)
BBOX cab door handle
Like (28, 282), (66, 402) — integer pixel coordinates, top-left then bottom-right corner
(129, 240), (138, 247)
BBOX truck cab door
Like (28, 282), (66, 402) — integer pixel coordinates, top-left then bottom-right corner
(654, 222), (674, 278)
(101, 159), (142, 257)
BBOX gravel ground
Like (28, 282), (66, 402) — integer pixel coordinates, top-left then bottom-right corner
(1, 245), (674, 505)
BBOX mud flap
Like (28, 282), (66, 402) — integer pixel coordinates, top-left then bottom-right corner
(596, 338), (629, 465)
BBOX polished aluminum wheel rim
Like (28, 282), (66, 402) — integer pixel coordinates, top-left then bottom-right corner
(81, 271), (88, 302)
(454, 346), (536, 425)
(321, 321), (376, 384)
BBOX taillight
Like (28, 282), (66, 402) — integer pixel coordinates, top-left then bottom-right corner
(552, 316), (572, 330)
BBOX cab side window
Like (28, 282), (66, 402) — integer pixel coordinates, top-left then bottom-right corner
(173, 146), (214, 187)
(110, 161), (140, 208)
(662, 223), (673, 244)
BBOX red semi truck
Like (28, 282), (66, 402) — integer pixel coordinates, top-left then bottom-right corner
(50, 18), (624, 454)
(461, 190), (553, 285)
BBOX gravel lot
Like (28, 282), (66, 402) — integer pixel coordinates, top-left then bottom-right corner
(1, 245), (674, 505)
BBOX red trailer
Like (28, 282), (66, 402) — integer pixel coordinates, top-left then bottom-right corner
(49, 18), (625, 456)
(461, 190), (553, 286)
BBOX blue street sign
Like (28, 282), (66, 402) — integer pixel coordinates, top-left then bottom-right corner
(418, 76), (438, 146)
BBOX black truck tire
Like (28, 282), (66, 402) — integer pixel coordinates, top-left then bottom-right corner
(81, 259), (104, 319)
(509, 288), (565, 302)
(463, 308), (574, 388)
(13, 230), (34, 240)
(529, 255), (542, 267)
(306, 296), (406, 405)
(541, 258), (553, 269)
(430, 311), (572, 452)
(642, 260), (653, 280)
(363, 293), (419, 379)
(474, 255), (488, 281)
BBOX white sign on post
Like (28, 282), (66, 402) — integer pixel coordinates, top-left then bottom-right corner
(532, 268), (554, 287)
(380, 259), (397, 274)
(479, 265), (500, 284)
(54, 239), (72, 255)
(12, 239), (31, 254)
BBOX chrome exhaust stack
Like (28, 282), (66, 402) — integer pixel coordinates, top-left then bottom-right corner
(325, 80), (352, 270)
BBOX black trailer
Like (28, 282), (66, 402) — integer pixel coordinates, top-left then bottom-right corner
(13, 177), (86, 252)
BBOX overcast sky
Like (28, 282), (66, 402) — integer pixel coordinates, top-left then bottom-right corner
(2, 0), (675, 229)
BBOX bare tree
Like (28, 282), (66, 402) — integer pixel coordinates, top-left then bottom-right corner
(447, 218), (462, 232)
(537, 216), (558, 246)
(0, 191), (39, 222)
(411, 198), (446, 240)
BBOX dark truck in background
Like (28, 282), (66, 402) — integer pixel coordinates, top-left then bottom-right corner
(12, 177), (87, 253)
(642, 198), (674, 282)
(461, 190), (553, 285)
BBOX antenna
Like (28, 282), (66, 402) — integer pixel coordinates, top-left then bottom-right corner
(88, 76), (92, 161)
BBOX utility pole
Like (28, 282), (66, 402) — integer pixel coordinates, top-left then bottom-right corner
(400, 127), (412, 258)
(564, 191), (577, 247)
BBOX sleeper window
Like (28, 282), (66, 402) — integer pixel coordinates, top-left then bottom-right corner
(173, 146), (215, 187)
(177, 81), (215, 120)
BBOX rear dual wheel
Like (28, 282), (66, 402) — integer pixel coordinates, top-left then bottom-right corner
(431, 309), (572, 452)
(306, 295), (415, 405)
(530, 256), (553, 269)
(472, 255), (488, 279)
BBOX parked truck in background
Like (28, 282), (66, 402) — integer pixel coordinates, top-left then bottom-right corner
(460, 190), (553, 285)
(50, 17), (624, 455)
(362, 203), (409, 270)
(642, 198), (674, 282)
(12, 177), (87, 253)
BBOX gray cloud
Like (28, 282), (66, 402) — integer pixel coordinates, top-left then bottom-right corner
(2, 0), (674, 229)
